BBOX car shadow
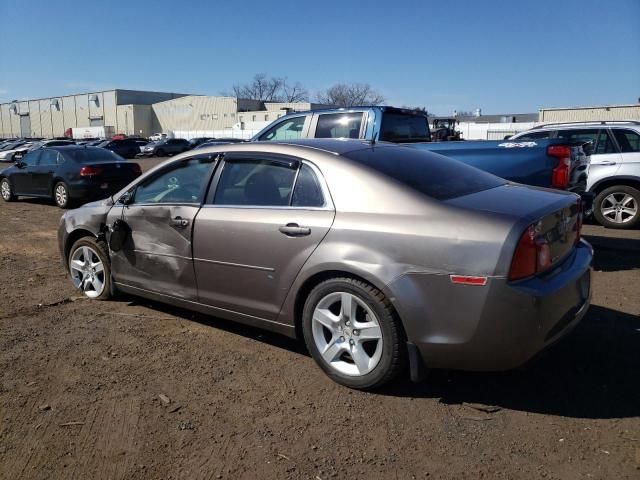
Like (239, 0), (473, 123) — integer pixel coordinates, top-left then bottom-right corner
(382, 305), (640, 419)
(123, 296), (639, 419)
(588, 240), (640, 271)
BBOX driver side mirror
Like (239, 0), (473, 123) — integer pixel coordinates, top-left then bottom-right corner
(118, 191), (134, 205)
(15, 160), (25, 168)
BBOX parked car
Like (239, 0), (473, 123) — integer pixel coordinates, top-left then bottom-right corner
(511, 121), (640, 228)
(0, 141), (33, 161)
(0, 146), (142, 208)
(253, 106), (591, 196)
(149, 132), (167, 142)
(187, 137), (216, 149)
(193, 139), (247, 150)
(97, 138), (142, 159)
(132, 139), (149, 152)
(57, 140), (591, 389)
(138, 138), (190, 157)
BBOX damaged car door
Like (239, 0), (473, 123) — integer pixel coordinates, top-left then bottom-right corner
(106, 154), (217, 299)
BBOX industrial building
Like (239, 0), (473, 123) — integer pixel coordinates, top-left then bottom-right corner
(0, 89), (190, 139)
(539, 103), (640, 123)
(0, 89), (328, 139)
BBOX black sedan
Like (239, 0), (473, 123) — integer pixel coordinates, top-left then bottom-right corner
(0, 146), (142, 208)
(97, 138), (142, 159)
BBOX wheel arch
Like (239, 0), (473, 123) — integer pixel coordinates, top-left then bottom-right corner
(290, 269), (397, 341)
(64, 228), (103, 269)
(590, 176), (640, 195)
(51, 177), (67, 196)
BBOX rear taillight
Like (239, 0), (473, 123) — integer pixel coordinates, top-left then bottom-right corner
(79, 165), (103, 177)
(132, 163), (142, 175)
(574, 197), (583, 245)
(547, 145), (571, 189)
(508, 223), (554, 281)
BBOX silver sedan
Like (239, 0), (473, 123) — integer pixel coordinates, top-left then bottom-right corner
(58, 139), (592, 389)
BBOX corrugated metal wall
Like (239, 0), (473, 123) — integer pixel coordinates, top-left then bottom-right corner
(540, 105), (640, 122)
(152, 96), (239, 132)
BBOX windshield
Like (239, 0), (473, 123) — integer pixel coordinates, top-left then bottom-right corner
(343, 145), (504, 200)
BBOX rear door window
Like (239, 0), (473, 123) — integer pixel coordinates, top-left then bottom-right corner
(315, 113), (363, 139)
(612, 129), (640, 153)
(213, 159), (298, 206)
(379, 113), (430, 143)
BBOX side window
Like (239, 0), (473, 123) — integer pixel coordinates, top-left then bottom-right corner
(556, 129), (599, 145)
(39, 150), (59, 166)
(613, 129), (640, 153)
(595, 131), (616, 154)
(134, 157), (215, 204)
(514, 131), (552, 141)
(258, 117), (305, 141)
(292, 164), (325, 207)
(315, 113), (363, 139)
(214, 160), (297, 206)
(22, 151), (41, 166)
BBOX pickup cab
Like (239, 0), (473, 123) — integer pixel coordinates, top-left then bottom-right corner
(252, 106), (590, 194)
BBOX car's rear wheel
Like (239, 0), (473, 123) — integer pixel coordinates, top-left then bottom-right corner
(302, 277), (406, 390)
(54, 182), (71, 209)
(1, 178), (16, 202)
(69, 237), (111, 300)
(594, 185), (640, 229)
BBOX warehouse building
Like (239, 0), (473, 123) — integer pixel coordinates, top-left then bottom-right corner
(0, 89), (190, 139)
(539, 103), (640, 122)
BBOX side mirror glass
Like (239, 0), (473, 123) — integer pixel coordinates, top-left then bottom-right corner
(118, 191), (134, 205)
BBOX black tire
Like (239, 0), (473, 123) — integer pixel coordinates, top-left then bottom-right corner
(155, 148), (165, 157)
(1, 177), (16, 202)
(53, 181), (72, 209)
(301, 277), (406, 390)
(68, 237), (112, 300)
(593, 185), (640, 229)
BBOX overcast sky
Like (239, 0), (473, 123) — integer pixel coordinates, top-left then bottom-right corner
(0, 0), (638, 115)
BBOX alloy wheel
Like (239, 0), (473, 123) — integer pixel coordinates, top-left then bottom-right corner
(69, 246), (106, 298)
(600, 192), (637, 224)
(1, 180), (11, 200)
(55, 184), (67, 207)
(311, 291), (383, 376)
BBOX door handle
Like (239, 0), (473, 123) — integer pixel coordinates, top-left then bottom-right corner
(171, 216), (189, 228)
(599, 161), (617, 165)
(279, 223), (311, 237)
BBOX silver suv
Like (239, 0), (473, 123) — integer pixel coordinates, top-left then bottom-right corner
(512, 121), (640, 229)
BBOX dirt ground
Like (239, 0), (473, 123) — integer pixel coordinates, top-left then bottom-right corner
(0, 164), (639, 479)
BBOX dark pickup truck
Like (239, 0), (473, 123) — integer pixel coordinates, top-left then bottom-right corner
(252, 106), (590, 194)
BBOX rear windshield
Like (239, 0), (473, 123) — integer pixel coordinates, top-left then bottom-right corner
(343, 146), (504, 200)
(380, 113), (431, 143)
(65, 148), (124, 163)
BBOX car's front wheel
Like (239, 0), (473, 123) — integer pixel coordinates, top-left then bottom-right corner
(594, 185), (640, 229)
(1, 178), (16, 202)
(155, 148), (165, 157)
(54, 182), (71, 209)
(69, 237), (111, 300)
(302, 277), (406, 390)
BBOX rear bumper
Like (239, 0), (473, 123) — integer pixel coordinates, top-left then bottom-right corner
(391, 240), (593, 371)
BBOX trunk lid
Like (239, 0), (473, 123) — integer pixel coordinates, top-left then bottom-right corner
(447, 184), (583, 275)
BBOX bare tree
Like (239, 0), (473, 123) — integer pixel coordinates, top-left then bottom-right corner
(316, 83), (385, 107)
(230, 74), (309, 103)
(282, 81), (309, 103)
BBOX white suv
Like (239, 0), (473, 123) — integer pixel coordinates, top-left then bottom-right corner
(512, 121), (640, 229)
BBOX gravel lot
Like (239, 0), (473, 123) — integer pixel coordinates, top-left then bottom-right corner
(0, 159), (639, 479)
